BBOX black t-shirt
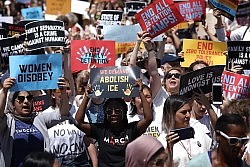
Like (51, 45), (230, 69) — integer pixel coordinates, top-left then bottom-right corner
(90, 122), (140, 167)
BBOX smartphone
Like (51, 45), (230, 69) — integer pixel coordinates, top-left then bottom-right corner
(212, 83), (223, 105)
(171, 127), (195, 141)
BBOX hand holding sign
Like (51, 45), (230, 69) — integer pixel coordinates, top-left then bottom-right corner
(2, 77), (15, 93)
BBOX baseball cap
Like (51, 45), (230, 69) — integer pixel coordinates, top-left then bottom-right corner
(161, 53), (184, 65)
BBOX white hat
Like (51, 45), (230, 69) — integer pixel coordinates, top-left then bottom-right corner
(4, 0), (11, 6)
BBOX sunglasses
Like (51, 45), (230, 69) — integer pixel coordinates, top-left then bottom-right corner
(106, 108), (123, 115)
(166, 73), (181, 79)
(218, 131), (249, 146)
(16, 95), (33, 103)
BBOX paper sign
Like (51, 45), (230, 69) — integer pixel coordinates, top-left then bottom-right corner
(125, 1), (147, 16)
(0, 16), (13, 27)
(227, 41), (250, 69)
(71, 40), (116, 73)
(9, 54), (62, 91)
(90, 66), (140, 98)
(221, 70), (250, 99)
(16, 0), (31, 4)
(2, 22), (25, 37)
(116, 42), (137, 54)
(25, 20), (65, 51)
(135, 0), (184, 38)
(182, 39), (227, 67)
(46, 0), (71, 15)
(71, 0), (90, 15)
(100, 10), (123, 25)
(21, 7), (43, 20)
(179, 65), (225, 97)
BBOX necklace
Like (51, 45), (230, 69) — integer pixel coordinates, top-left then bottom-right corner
(179, 140), (192, 160)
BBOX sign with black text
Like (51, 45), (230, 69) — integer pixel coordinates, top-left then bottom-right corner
(179, 65), (225, 97)
(90, 66), (140, 98)
(25, 20), (65, 51)
(100, 10), (123, 25)
(125, 1), (147, 16)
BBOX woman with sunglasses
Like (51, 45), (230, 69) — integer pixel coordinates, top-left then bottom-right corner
(75, 79), (153, 167)
(0, 77), (70, 167)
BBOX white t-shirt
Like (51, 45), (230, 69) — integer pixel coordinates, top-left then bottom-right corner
(230, 26), (250, 41)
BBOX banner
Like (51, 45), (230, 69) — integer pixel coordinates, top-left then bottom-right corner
(208, 0), (239, 20)
(135, 0), (184, 38)
(103, 24), (163, 42)
(46, 0), (71, 15)
(100, 10), (123, 25)
(182, 39), (227, 67)
(175, 0), (205, 21)
(2, 22), (25, 37)
(9, 54), (62, 91)
(125, 1), (147, 16)
(33, 94), (51, 112)
(0, 34), (26, 70)
(227, 41), (250, 69)
(25, 20), (65, 51)
(179, 65), (225, 97)
(0, 28), (7, 39)
(21, 7), (43, 20)
(221, 70), (250, 99)
(71, 40), (116, 73)
(90, 66), (140, 98)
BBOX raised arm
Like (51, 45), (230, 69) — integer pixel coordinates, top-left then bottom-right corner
(129, 32), (143, 67)
(136, 79), (153, 134)
(57, 77), (71, 116)
(75, 84), (92, 136)
(0, 77), (15, 118)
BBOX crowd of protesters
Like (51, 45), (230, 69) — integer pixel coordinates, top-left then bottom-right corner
(0, 0), (250, 167)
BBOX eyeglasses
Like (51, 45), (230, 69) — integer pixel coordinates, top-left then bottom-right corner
(106, 108), (123, 115)
(16, 95), (33, 103)
(218, 131), (249, 146)
(166, 73), (181, 79)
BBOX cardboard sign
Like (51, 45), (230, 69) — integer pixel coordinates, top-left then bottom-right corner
(125, 1), (147, 16)
(208, 0), (239, 21)
(46, 0), (71, 15)
(221, 70), (250, 99)
(175, 0), (205, 21)
(9, 54), (62, 91)
(227, 41), (250, 69)
(179, 65), (225, 97)
(182, 39), (227, 67)
(33, 94), (51, 112)
(21, 7), (43, 20)
(16, 0), (31, 4)
(0, 28), (7, 39)
(90, 66), (140, 98)
(100, 10), (123, 25)
(71, 40), (116, 73)
(2, 22), (25, 37)
(25, 20), (65, 51)
(135, 0), (184, 38)
(0, 34), (26, 70)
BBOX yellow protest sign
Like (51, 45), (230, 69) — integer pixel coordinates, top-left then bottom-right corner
(116, 42), (138, 54)
(173, 22), (189, 30)
(46, 0), (71, 15)
(182, 39), (227, 67)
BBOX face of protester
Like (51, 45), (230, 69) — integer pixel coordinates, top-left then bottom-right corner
(134, 87), (152, 115)
(13, 91), (33, 117)
(148, 149), (168, 167)
(174, 103), (191, 129)
(218, 124), (248, 159)
(106, 101), (125, 125)
(165, 69), (181, 94)
(192, 93), (211, 120)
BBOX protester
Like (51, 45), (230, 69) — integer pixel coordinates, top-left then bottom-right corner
(75, 79), (153, 166)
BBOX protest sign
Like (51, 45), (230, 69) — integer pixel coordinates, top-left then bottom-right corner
(0, 28), (7, 39)
(2, 22), (25, 37)
(208, 0), (239, 21)
(179, 65), (225, 97)
(125, 1), (147, 16)
(71, 40), (116, 73)
(25, 20), (65, 51)
(116, 42), (137, 54)
(103, 24), (162, 42)
(46, 0), (71, 15)
(135, 0), (184, 38)
(173, 22), (189, 30)
(0, 34), (26, 70)
(21, 7), (43, 20)
(221, 70), (250, 99)
(100, 10), (123, 25)
(9, 53), (62, 91)
(175, 0), (205, 21)
(227, 41), (250, 69)
(33, 94), (51, 112)
(71, 0), (90, 15)
(16, 0), (31, 4)
(0, 16), (13, 27)
(90, 66), (140, 98)
(182, 39), (227, 67)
